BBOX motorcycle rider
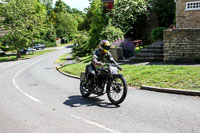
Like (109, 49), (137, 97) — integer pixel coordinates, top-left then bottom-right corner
(86, 40), (122, 87)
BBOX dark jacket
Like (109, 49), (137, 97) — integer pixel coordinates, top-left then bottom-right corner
(91, 48), (118, 67)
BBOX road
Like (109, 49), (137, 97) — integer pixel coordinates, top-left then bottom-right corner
(0, 46), (200, 133)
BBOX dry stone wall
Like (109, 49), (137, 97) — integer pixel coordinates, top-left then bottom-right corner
(164, 29), (200, 62)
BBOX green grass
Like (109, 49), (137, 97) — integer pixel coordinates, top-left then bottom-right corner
(60, 63), (87, 76)
(55, 53), (70, 64)
(0, 49), (57, 62)
(80, 55), (92, 63)
(60, 63), (200, 91)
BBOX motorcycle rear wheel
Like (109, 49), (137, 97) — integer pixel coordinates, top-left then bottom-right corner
(107, 76), (127, 105)
(80, 80), (91, 97)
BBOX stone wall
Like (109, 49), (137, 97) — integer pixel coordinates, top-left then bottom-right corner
(176, 0), (200, 28)
(164, 29), (200, 62)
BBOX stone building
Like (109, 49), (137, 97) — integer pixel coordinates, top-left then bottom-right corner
(164, 0), (200, 62)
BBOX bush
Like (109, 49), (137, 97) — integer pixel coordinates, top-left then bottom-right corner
(99, 24), (124, 44)
(45, 42), (56, 47)
(152, 27), (166, 41)
(72, 31), (91, 57)
(112, 38), (135, 58)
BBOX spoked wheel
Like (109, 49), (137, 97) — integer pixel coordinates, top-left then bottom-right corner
(80, 79), (91, 97)
(107, 76), (127, 105)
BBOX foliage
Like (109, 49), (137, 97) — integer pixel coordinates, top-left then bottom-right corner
(1, 0), (47, 58)
(53, 0), (79, 41)
(54, 0), (67, 13)
(153, 0), (175, 27)
(45, 23), (56, 43)
(44, 41), (56, 47)
(111, 0), (149, 34)
(54, 12), (78, 39)
(0, 3), (3, 16)
(38, 0), (53, 15)
(152, 27), (166, 41)
(88, 0), (109, 50)
(112, 38), (135, 58)
(99, 23), (124, 44)
(71, 9), (86, 31)
(72, 31), (91, 57)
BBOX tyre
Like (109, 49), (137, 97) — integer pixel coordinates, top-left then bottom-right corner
(107, 76), (127, 105)
(80, 80), (91, 97)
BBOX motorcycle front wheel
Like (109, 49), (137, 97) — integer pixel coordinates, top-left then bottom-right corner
(80, 80), (91, 97)
(107, 76), (127, 105)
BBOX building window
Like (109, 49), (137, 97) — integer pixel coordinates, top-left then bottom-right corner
(186, 1), (200, 11)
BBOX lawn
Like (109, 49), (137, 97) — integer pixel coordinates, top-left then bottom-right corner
(59, 63), (200, 91)
(55, 53), (70, 64)
(0, 49), (57, 62)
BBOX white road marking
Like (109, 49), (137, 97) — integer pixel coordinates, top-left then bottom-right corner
(13, 58), (46, 104)
(12, 51), (120, 133)
(69, 114), (121, 133)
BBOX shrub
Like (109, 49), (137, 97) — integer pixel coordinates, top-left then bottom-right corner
(45, 42), (56, 47)
(72, 31), (91, 57)
(99, 24), (124, 44)
(152, 27), (166, 41)
(112, 38), (135, 58)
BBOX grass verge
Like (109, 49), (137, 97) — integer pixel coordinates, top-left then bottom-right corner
(55, 53), (70, 64)
(59, 63), (200, 91)
(0, 49), (57, 62)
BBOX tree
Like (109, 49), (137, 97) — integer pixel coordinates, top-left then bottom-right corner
(54, 0), (68, 13)
(88, 0), (109, 49)
(53, 0), (78, 40)
(111, 0), (149, 34)
(54, 12), (78, 40)
(1, 0), (47, 58)
(40, 0), (53, 15)
(153, 0), (175, 27)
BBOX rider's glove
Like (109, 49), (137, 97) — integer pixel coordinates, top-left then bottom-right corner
(117, 66), (123, 71)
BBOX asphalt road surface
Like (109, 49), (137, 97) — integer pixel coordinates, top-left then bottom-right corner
(0, 46), (200, 133)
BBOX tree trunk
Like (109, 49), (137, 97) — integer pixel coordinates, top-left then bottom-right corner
(16, 50), (21, 59)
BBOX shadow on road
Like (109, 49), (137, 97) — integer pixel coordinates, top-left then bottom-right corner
(63, 95), (120, 108)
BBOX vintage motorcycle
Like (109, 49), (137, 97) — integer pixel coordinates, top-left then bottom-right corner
(80, 64), (127, 105)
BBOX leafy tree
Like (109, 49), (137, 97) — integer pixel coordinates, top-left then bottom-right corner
(54, 0), (67, 13)
(111, 0), (149, 34)
(153, 0), (175, 27)
(53, 0), (78, 41)
(1, 0), (47, 58)
(45, 23), (56, 43)
(88, 0), (109, 49)
(54, 12), (78, 40)
(40, 0), (53, 15)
